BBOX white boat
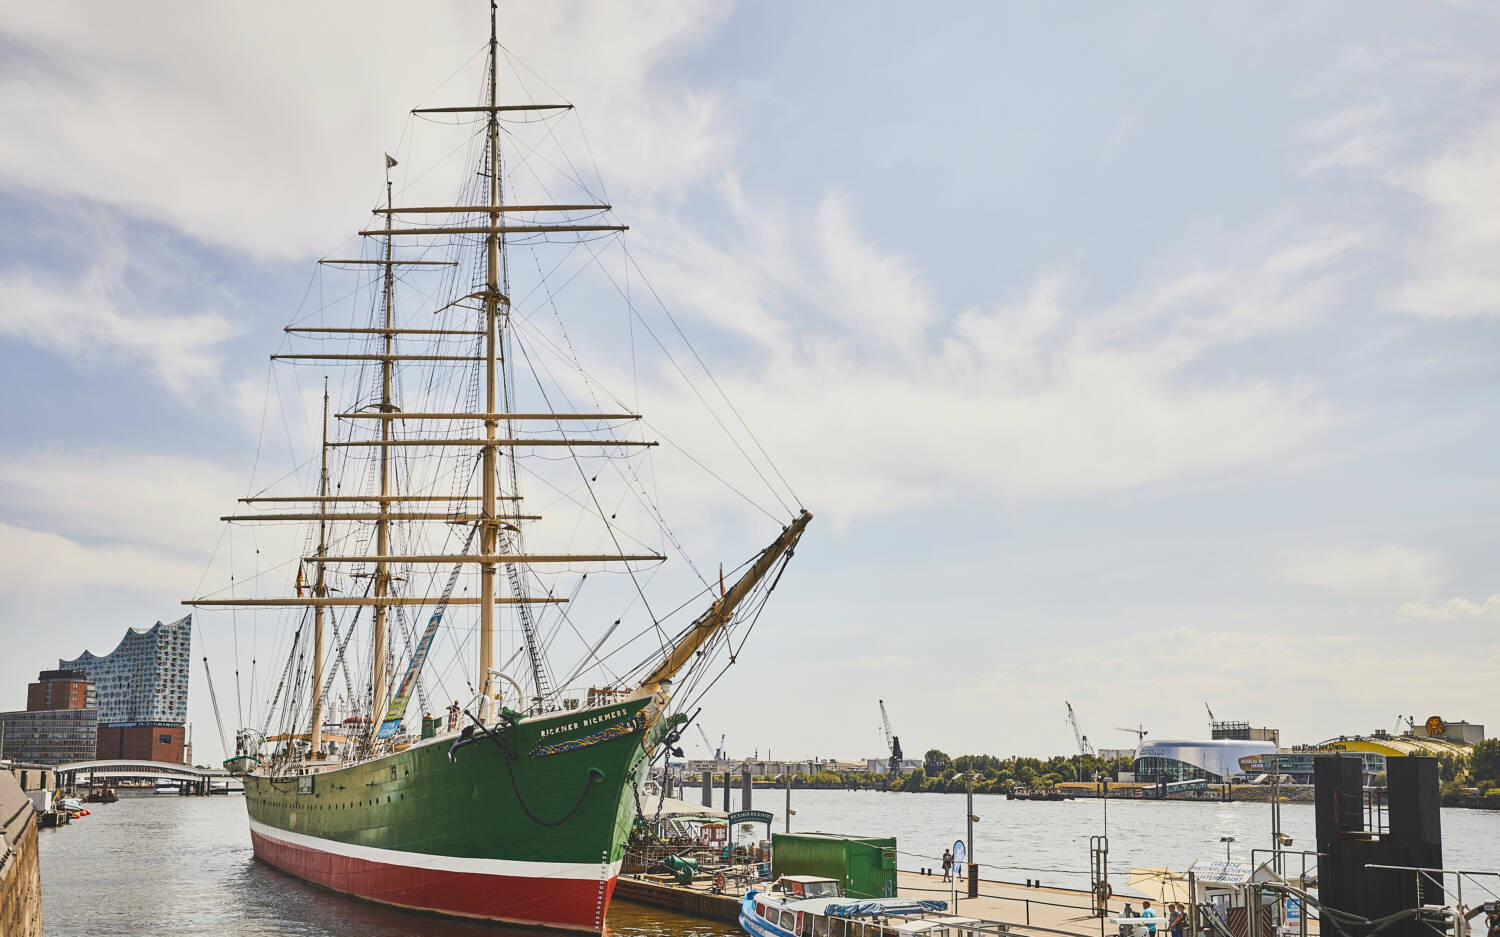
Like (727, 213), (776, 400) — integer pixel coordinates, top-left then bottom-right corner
(739, 875), (953, 937)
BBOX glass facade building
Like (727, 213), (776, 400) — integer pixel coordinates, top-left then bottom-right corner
(1133, 739), (1278, 783)
(59, 616), (191, 726)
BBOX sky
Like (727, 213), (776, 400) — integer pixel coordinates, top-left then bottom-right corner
(2, 2), (1499, 766)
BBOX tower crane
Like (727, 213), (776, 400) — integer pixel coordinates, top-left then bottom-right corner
(1205, 701), (1216, 730)
(1115, 725), (1149, 744)
(1066, 701), (1095, 756)
(878, 700), (903, 775)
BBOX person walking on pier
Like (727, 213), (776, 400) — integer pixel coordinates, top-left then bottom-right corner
(941, 848), (953, 882)
(1141, 900), (1157, 937)
(1167, 903), (1185, 937)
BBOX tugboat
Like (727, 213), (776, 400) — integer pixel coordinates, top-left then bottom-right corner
(84, 785), (118, 804)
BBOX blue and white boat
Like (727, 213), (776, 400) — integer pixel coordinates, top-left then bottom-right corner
(740, 875), (954, 937)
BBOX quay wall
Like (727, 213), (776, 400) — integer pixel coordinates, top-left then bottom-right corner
(0, 770), (43, 937)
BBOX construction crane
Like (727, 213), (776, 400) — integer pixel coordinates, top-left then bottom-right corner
(1115, 725), (1149, 744)
(1394, 714), (1415, 735)
(1066, 701), (1095, 756)
(695, 725), (727, 761)
(878, 700), (903, 775)
(1205, 701), (1216, 729)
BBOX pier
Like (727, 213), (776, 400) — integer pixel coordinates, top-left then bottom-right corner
(53, 760), (232, 796)
(617, 869), (1228, 937)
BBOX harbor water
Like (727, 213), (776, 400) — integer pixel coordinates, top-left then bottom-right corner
(39, 790), (1500, 936)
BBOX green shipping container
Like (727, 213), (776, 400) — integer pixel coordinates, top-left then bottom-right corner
(771, 832), (898, 899)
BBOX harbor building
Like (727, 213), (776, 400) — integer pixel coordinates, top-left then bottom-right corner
(59, 615), (191, 764)
(1133, 738), (1278, 783)
(1238, 718), (1483, 785)
(0, 709), (99, 766)
(0, 670), (100, 764)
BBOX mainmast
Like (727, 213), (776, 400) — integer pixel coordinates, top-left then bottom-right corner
(310, 380), (329, 757)
(478, 0), (501, 725)
(371, 158), (396, 728)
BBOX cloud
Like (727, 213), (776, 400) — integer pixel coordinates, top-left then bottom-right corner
(0, 237), (239, 395)
(590, 192), (1354, 521)
(1399, 593), (1500, 620)
(0, 521), (207, 594)
(1389, 114), (1500, 318)
(0, 1), (730, 259)
(1277, 543), (1449, 601)
(0, 446), (242, 555)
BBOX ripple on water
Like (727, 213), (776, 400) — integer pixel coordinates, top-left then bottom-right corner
(37, 790), (1500, 935)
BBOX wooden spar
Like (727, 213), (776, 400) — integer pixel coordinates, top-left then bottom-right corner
(184, 596), (565, 607)
(360, 224), (627, 236)
(238, 495), (521, 503)
(326, 438), (656, 447)
(271, 354), (483, 362)
(478, 0), (501, 726)
(220, 512), (538, 522)
(412, 104), (571, 113)
(638, 509), (813, 694)
(286, 328), (485, 336)
(336, 411), (640, 420)
(318, 259), (458, 266)
(309, 382), (328, 758)
(372, 204), (609, 214)
(311, 553), (665, 564)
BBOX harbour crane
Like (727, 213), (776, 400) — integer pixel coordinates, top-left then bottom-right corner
(1115, 725), (1149, 744)
(695, 725), (728, 761)
(1066, 701), (1095, 756)
(878, 700), (903, 775)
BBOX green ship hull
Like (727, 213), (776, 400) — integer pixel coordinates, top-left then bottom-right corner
(245, 697), (657, 932)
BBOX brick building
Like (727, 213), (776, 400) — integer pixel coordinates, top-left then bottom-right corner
(25, 670), (94, 712)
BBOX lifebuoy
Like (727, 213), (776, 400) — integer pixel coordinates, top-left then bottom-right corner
(1095, 882), (1113, 899)
(714, 871), (728, 893)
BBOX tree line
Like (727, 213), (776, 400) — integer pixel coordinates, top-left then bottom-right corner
(747, 749), (1134, 793)
(745, 741), (1500, 797)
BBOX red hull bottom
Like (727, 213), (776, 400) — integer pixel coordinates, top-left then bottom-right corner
(250, 829), (618, 932)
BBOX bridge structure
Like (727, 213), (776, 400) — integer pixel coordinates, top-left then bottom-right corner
(55, 760), (233, 795)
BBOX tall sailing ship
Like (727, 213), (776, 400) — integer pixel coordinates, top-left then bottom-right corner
(185, 5), (810, 931)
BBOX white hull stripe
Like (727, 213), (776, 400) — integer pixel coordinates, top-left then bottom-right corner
(248, 817), (624, 881)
